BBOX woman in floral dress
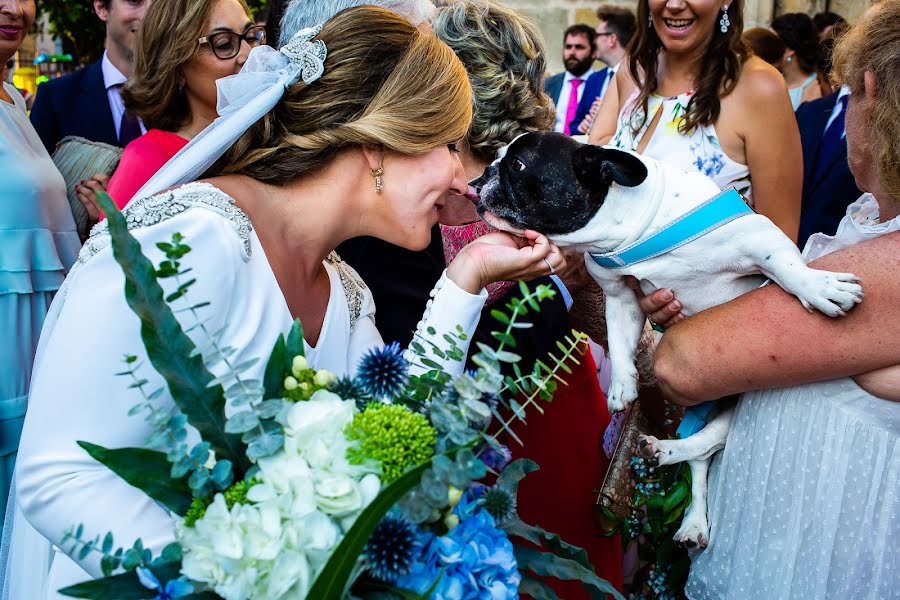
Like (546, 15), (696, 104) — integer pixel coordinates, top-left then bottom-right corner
(589, 0), (801, 242)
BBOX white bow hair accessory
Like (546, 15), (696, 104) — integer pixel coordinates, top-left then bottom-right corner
(132, 25), (328, 200)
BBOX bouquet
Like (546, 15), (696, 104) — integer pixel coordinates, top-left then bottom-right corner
(58, 193), (623, 600)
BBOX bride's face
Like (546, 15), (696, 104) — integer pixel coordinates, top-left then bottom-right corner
(373, 144), (468, 250)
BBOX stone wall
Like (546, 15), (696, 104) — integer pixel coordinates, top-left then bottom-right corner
(507, 0), (874, 75)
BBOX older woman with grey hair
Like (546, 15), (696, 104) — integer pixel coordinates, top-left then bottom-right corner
(278, 0), (435, 44)
(431, 1), (623, 595)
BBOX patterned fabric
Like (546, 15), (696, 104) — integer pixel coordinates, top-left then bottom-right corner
(51, 135), (122, 240)
(611, 90), (753, 203)
(439, 221), (514, 306)
(686, 193), (900, 599)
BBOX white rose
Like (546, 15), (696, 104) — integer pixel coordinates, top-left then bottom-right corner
(315, 475), (363, 516)
(286, 392), (355, 442)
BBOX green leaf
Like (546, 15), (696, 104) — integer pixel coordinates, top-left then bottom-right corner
(97, 193), (247, 472)
(263, 334), (286, 399)
(497, 458), (539, 492)
(58, 562), (182, 599)
(284, 319), (305, 372)
(518, 575), (562, 599)
(489, 309), (511, 325)
(77, 442), (192, 515)
(514, 546), (624, 600)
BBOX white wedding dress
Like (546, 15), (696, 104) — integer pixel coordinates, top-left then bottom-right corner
(0, 183), (488, 599)
(686, 193), (900, 599)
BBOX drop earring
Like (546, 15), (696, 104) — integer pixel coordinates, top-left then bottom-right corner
(719, 5), (730, 33)
(371, 166), (383, 194)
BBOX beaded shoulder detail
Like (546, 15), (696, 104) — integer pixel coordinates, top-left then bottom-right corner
(78, 182), (253, 265)
(325, 251), (369, 331)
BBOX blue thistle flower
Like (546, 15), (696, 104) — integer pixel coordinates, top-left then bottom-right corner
(480, 486), (517, 523)
(328, 375), (371, 410)
(365, 515), (419, 582)
(356, 342), (409, 399)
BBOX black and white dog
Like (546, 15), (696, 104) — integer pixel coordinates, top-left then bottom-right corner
(472, 132), (864, 547)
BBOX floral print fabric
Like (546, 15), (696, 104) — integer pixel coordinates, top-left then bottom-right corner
(612, 90), (753, 204)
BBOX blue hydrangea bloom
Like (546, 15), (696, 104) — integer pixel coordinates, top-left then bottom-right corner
(396, 507), (520, 599)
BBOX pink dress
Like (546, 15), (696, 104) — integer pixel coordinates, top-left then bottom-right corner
(106, 129), (188, 210)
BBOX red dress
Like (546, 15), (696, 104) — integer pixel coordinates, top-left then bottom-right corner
(106, 129), (188, 210)
(508, 347), (623, 597)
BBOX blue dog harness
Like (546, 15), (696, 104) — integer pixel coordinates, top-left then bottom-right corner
(587, 187), (753, 438)
(589, 187), (753, 269)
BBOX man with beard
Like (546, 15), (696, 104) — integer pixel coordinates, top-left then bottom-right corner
(545, 23), (596, 135)
(30, 0), (153, 153)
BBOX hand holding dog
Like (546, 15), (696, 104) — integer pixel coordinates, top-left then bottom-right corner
(627, 277), (685, 328)
(446, 230), (565, 294)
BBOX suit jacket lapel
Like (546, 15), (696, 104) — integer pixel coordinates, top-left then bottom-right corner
(80, 61), (118, 145)
(804, 94), (837, 190)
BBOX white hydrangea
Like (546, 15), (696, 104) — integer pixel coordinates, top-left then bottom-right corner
(177, 393), (382, 599)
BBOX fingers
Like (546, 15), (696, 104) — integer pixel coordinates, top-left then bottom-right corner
(91, 173), (111, 188)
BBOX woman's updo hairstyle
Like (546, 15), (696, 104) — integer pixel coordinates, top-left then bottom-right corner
(432, 0), (555, 163)
(771, 13), (820, 75)
(210, 5), (473, 185)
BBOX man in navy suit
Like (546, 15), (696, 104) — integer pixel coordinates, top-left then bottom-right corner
(30, 0), (152, 153)
(544, 24), (596, 135)
(572, 5), (635, 135)
(795, 85), (861, 249)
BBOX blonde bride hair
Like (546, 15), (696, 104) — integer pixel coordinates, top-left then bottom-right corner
(209, 5), (472, 185)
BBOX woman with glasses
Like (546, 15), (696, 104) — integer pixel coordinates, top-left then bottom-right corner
(81, 0), (264, 215)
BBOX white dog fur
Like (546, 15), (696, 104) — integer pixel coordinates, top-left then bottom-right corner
(546, 152), (864, 548)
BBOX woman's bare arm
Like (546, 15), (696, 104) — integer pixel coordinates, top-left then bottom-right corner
(654, 232), (900, 405)
(735, 60), (803, 242)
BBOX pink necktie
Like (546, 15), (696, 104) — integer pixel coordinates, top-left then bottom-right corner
(564, 78), (583, 135)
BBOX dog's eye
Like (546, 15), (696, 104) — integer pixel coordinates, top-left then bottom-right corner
(511, 158), (527, 172)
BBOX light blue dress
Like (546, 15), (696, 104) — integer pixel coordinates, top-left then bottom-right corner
(0, 82), (80, 533)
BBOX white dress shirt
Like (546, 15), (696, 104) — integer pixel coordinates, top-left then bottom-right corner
(553, 68), (594, 133)
(598, 61), (621, 101)
(101, 51), (146, 139)
(823, 85), (850, 140)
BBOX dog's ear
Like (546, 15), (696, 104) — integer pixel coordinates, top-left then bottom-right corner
(572, 146), (648, 190)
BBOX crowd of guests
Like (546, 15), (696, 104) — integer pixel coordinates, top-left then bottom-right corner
(0, 0), (897, 598)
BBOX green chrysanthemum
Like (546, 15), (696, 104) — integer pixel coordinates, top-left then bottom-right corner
(183, 479), (257, 527)
(345, 404), (437, 483)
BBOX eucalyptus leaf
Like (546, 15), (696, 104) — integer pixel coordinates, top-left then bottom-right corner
(58, 562), (182, 599)
(97, 193), (247, 471)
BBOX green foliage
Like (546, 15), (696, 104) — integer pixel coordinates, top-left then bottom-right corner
(58, 561), (183, 599)
(183, 478), (258, 527)
(514, 546), (624, 600)
(97, 192), (247, 472)
(345, 404), (437, 483)
(77, 442), (192, 516)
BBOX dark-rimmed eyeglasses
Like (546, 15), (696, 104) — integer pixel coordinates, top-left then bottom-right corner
(595, 32), (616, 39)
(198, 25), (266, 60)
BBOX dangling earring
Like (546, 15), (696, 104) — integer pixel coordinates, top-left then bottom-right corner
(719, 5), (730, 33)
(371, 166), (383, 194)
(648, 14), (653, 28)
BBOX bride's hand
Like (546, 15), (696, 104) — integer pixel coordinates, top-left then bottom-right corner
(446, 230), (565, 294)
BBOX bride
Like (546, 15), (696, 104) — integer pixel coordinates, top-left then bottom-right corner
(2, 7), (565, 598)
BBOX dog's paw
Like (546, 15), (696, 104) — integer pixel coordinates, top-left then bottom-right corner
(638, 435), (681, 467)
(794, 271), (864, 317)
(607, 377), (638, 413)
(674, 516), (710, 550)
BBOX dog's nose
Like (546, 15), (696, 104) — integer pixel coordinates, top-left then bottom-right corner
(469, 164), (498, 196)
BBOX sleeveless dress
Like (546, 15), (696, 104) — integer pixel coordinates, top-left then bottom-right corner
(610, 90), (752, 202)
(686, 193), (900, 599)
(787, 73), (818, 111)
(1, 183), (489, 599)
(0, 82), (80, 537)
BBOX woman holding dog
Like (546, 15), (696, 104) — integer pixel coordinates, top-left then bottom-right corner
(646, 4), (900, 597)
(589, 0), (802, 243)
